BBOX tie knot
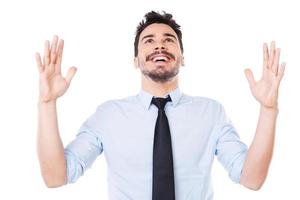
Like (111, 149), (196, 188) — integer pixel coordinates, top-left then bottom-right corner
(151, 95), (172, 110)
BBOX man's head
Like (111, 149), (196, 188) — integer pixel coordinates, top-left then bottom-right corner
(134, 11), (184, 83)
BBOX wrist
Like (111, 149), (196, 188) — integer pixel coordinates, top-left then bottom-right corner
(260, 105), (279, 115)
(38, 94), (58, 103)
(38, 98), (57, 106)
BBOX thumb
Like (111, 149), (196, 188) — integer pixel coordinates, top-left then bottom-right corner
(65, 67), (77, 84)
(244, 68), (255, 88)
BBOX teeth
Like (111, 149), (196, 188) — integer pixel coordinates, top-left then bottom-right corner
(153, 56), (168, 62)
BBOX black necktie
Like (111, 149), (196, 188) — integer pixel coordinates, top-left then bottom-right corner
(151, 95), (175, 200)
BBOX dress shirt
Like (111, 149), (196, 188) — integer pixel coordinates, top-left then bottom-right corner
(65, 87), (248, 200)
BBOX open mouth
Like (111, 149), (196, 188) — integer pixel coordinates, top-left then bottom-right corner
(151, 55), (170, 63)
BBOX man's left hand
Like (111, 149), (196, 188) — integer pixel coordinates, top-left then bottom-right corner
(244, 41), (285, 110)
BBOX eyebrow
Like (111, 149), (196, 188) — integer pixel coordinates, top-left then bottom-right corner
(164, 33), (177, 40)
(140, 34), (153, 42)
(141, 33), (178, 42)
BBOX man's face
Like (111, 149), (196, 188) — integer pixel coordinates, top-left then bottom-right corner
(135, 23), (184, 83)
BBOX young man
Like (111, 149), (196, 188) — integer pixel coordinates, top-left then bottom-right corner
(36, 11), (285, 200)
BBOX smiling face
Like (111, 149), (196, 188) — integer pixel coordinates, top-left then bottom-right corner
(134, 23), (184, 83)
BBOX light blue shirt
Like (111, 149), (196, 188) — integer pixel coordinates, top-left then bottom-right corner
(65, 87), (248, 200)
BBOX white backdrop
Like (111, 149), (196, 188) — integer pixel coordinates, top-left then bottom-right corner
(0, 0), (299, 199)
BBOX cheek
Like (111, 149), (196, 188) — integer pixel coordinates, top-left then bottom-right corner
(179, 55), (184, 65)
(139, 45), (153, 56)
(136, 57), (146, 68)
(137, 54), (146, 63)
(138, 51), (151, 63)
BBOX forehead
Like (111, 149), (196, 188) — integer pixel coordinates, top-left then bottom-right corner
(139, 23), (178, 41)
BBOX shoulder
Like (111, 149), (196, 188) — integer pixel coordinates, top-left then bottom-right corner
(94, 95), (138, 113)
(181, 93), (224, 110)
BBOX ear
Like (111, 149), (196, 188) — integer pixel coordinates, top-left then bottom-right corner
(134, 57), (139, 69)
(181, 56), (185, 67)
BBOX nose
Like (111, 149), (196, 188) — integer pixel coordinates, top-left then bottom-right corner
(154, 42), (166, 51)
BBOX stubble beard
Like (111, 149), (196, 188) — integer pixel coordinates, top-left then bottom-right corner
(142, 66), (179, 83)
(140, 57), (181, 83)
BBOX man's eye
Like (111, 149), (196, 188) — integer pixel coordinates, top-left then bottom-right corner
(165, 38), (174, 42)
(145, 39), (154, 44)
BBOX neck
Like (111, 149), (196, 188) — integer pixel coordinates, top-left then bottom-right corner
(141, 75), (179, 97)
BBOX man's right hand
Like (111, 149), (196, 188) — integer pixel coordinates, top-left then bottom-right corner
(36, 35), (77, 103)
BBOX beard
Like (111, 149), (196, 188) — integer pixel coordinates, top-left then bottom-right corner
(137, 50), (182, 83)
(141, 65), (179, 83)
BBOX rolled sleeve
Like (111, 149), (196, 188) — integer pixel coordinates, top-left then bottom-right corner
(214, 105), (248, 183)
(64, 109), (104, 184)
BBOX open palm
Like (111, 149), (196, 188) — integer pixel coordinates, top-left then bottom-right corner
(36, 36), (76, 102)
(244, 42), (285, 109)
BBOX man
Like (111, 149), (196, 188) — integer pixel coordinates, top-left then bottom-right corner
(36, 11), (285, 199)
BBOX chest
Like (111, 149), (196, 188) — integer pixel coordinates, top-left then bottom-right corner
(100, 108), (217, 172)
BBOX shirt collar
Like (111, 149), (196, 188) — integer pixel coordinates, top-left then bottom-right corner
(137, 87), (183, 110)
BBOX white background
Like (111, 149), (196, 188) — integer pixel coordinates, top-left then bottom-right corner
(0, 0), (299, 199)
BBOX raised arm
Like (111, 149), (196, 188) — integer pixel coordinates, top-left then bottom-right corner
(36, 35), (76, 188)
(240, 41), (285, 190)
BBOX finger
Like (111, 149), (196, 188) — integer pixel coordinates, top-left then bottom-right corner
(44, 40), (50, 66)
(263, 43), (269, 76)
(244, 68), (255, 88)
(263, 43), (269, 67)
(268, 41), (275, 68)
(272, 48), (281, 75)
(50, 35), (59, 64)
(55, 39), (64, 72)
(277, 62), (286, 83)
(65, 67), (77, 84)
(35, 53), (44, 73)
